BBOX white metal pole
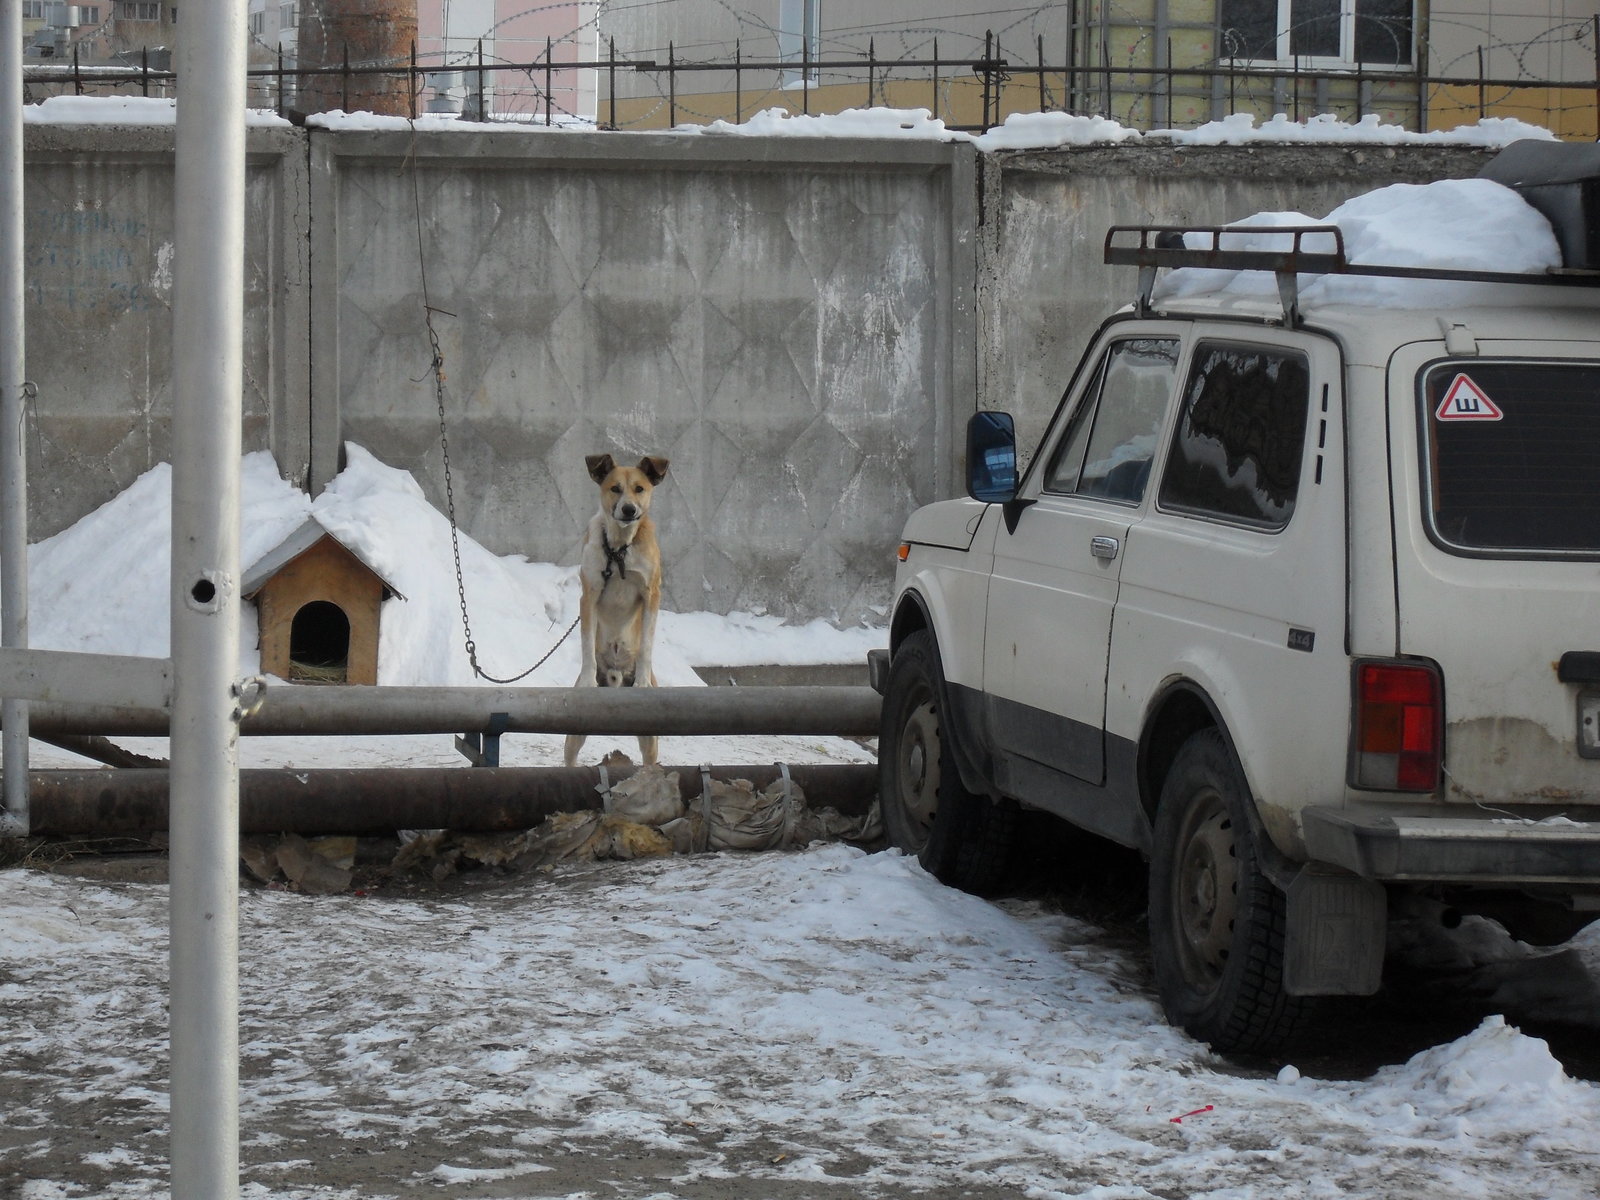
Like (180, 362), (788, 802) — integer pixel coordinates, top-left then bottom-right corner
(0, 0), (29, 838)
(168, 1), (247, 1196)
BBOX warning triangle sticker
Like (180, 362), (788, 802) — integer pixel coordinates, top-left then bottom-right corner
(1435, 373), (1503, 422)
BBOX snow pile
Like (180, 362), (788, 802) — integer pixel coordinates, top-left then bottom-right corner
(699, 105), (962, 139)
(695, 104), (1551, 152)
(1174, 111), (1554, 148)
(27, 451), (311, 664)
(696, 105), (1136, 150)
(1153, 176), (1564, 308)
(304, 110), (537, 132)
(307, 444), (582, 688)
(22, 94), (291, 127)
(22, 93), (1556, 153)
(973, 109), (1142, 149)
(19, 444), (881, 769)
(25, 443), (879, 689)
(1367, 1015), (1592, 1140)
(657, 609), (884, 669)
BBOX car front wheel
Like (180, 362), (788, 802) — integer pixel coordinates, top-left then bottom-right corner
(878, 629), (1015, 894)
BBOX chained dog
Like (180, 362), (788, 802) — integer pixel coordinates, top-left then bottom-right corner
(564, 453), (670, 768)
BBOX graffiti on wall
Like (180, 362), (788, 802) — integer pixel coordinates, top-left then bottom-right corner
(25, 207), (160, 316)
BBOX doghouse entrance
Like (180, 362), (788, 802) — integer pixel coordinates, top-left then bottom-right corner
(289, 601), (351, 683)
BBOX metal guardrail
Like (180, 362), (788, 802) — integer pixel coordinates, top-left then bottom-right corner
(0, 646), (171, 709)
(24, 761), (879, 836)
(12, 682), (883, 738)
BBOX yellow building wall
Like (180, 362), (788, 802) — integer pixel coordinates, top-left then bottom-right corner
(602, 1), (1596, 140)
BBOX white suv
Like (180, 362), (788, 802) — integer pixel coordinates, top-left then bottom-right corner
(871, 149), (1600, 1054)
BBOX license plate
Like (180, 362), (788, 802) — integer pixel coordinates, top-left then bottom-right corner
(1581, 691), (1600, 759)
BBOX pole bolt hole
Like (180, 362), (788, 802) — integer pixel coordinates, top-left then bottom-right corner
(184, 571), (231, 613)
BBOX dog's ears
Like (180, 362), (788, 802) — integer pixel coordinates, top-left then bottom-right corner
(590, 453), (667, 486)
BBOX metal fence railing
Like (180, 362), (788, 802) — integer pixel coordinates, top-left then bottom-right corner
(21, 28), (1600, 139)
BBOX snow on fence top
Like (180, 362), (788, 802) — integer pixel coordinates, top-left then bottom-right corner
(20, 93), (1558, 152)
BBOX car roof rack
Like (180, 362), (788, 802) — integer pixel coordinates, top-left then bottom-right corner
(1104, 224), (1600, 326)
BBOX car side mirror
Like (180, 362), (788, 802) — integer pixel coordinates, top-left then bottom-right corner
(966, 411), (1018, 503)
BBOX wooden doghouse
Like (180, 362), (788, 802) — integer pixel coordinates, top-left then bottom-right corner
(243, 519), (403, 685)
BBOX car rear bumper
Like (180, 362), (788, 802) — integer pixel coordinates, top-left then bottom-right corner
(1302, 806), (1600, 884)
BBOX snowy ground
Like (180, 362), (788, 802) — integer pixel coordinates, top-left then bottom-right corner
(6, 846), (1600, 1199)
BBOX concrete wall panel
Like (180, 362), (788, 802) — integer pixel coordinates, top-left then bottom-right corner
(22, 124), (310, 541)
(19, 125), (1497, 624)
(312, 133), (965, 622)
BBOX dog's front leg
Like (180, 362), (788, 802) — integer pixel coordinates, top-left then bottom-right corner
(635, 580), (661, 689)
(576, 582), (598, 688)
(564, 586), (598, 768)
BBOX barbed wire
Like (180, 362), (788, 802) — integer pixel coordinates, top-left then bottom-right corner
(25, 9), (1600, 134)
(583, 8), (1600, 132)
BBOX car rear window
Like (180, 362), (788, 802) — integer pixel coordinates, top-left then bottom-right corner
(1422, 360), (1600, 555)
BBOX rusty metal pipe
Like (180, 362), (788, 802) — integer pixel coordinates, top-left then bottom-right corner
(35, 732), (168, 769)
(23, 763), (878, 836)
(14, 684), (882, 739)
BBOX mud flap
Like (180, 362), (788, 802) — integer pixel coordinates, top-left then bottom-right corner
(1283, 866), (1386, 996)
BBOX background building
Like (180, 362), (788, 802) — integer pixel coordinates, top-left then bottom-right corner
(251, 0), (598, 120)
(19, 2), (598, 121)
(16, 4), (1600, 133)
(589, 1), (1600, 138)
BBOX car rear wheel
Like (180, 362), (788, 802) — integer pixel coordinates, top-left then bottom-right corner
(1148, 728), (1309, 1054)
(878, 630), (1016, 894)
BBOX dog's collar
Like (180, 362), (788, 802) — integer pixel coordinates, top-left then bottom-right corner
(600, 528), (629, 583)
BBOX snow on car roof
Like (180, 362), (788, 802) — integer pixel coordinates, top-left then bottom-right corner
(1150, 176), (1571, 312)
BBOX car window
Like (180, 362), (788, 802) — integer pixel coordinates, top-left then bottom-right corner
(1158, 341), (1311, 530)
(1422, 359), (1600, 555)
(1043, 337), (1180, 503)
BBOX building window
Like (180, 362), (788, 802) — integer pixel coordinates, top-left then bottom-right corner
(249, 10), (264, 35)
(1220, 0), (1413, 67)
(116, 1), (162, 20)
(81, 4), (102, 21)
(22, 1), (47, 19)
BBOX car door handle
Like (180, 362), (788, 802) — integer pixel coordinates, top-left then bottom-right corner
(1090, 536), (1120, 560)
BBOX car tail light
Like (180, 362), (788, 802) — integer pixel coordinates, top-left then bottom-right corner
(1353, 661), (1442, 792)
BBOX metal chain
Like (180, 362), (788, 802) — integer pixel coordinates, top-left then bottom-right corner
(410, 125), (579, 685)
(426, 320), (578, 684)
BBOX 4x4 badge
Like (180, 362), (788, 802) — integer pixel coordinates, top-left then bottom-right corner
(1435, 373), (1504, 422)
